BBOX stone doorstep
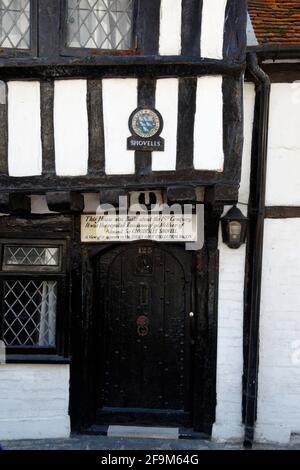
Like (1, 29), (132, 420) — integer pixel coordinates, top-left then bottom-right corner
(86, 425), (204, 440)
(107, 426), (179, 440)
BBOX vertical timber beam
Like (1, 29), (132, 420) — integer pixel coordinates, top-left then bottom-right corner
(69, 215), (85, 430)
(135, 78), (156, 176)
(41, 80), (55, 175)
(194, 203), (223, 434)
(87, 80), (105, 174)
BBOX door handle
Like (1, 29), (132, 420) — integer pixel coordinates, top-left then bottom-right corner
(189, 312), (195, 345)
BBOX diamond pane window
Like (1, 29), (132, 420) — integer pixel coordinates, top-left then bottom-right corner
(0, 0), (31, 49)
(3, 246), (60, 267)
(3, 280), (57, 347)
(66, 0), (134, 50)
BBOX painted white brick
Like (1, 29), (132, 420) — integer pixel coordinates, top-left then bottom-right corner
(2, 417), (70, 441)
(0, 364), (70, 440)
(257, 219), (300, 444)
(212, 239), (245, 442)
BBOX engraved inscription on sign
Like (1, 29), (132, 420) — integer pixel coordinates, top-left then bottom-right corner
(81, 215), (197, 243)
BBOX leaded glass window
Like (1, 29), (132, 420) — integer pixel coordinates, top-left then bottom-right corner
(4, 246), (60, 267)
(3, 280), (57, 347)
(2, 245), (62, 272)
(66, 0), (134, 50)
(0, 240), (66, 356)
(0, 0), (31, 49)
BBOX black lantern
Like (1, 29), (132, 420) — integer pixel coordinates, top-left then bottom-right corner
(221, 206), (248, 249)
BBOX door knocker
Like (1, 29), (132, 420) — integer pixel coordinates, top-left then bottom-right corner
(137, 315), (149, 337)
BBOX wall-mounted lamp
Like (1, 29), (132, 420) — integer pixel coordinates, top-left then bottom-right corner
(221, 206), (248, 249)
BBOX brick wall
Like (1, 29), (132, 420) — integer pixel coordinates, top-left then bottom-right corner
(212, 241), (245, 441)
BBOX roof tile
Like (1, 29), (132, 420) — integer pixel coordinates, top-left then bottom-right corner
(248, 0), (300, 45)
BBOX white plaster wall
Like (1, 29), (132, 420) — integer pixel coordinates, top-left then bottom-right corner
(83, 193), (101, 213)
(54, 80), (89, 176)
(266, 83), (300, 206)
(103, 78), (137, 175)
(30, 195), (54, 214)
(194, 76), (224, 171)
(256, 219), (300, 444)
(201, 0), (227, 59)
(8, 81), (42, 177)
(159, 0), (182, 56)
(152, 78), (179, 171)
(0, 364), (70, 440)
(240, 83), (255, 206)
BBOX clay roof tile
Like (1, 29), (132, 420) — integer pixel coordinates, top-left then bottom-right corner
(248, 0), (300, 45)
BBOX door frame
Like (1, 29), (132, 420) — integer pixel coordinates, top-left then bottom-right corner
(70, 206), (221, 435)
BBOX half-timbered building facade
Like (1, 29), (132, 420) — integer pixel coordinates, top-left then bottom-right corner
(0, 0), (299, 447)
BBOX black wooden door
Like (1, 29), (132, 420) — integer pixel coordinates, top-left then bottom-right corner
(96, 243), (193, 426)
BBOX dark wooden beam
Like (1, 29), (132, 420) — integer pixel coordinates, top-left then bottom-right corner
(176, 78), (197, 171)
(181, 0), (202, 56)
(258, 63), (300, 83)
(0, 214), (72, 234)
(205, 185), (239, 206)
(0, 170), (240, 196)
(223, 0), (247, 62)
(99, 189), (127, 206)
(9, 194), (31, 215)
(41, 80), (55, 175)
(38, 0), (61, 57)
(222, 75), (244, 183)
(167, 186), (196, 203)
(87, 80), (105, 174)
(135, 78), (156, 176)
(0, 58), (244, 81)
(265, 206), (300, 219)
(0, 193), (9, 213)
(46, 192), (84, 213)
(136, 0), (161, 55)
